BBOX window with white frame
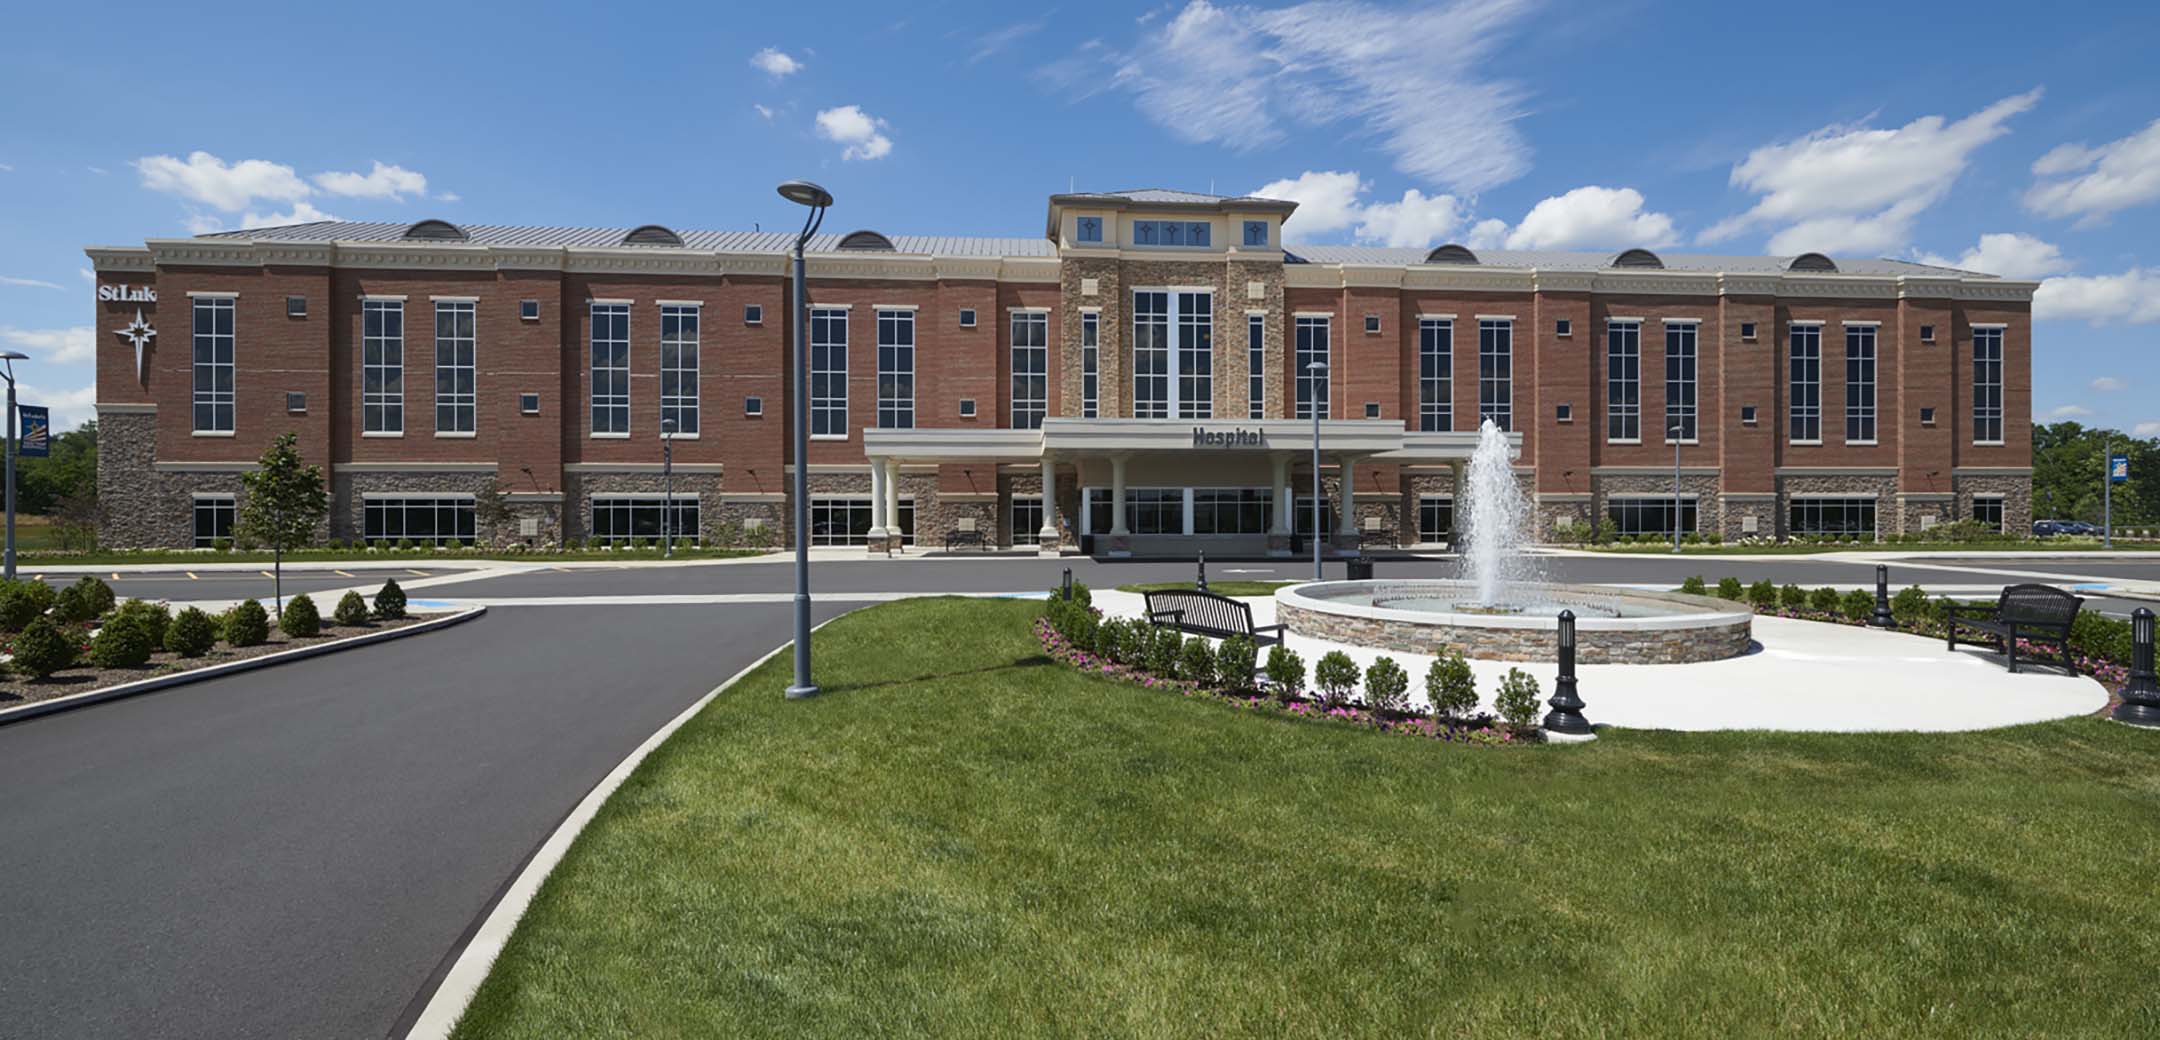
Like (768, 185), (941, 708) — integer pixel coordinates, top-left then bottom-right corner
(1295, 315), (1330, 419)
(1478, 318), (1512, 430)
(362, 299), (405, 434)
(1665, 321), (1697, 441)
(591, 495), (700, 544)
(1607, 496), (1697, 536)
(1133, 291), (1170, 418)
(810, 307), (848, 436)
(1419, 318), (1452, 432)
(1010, 310), (1048, 429)
(1193, 488), (1271, 534)
(1123, 488), (1183, 534)
(192, 496), (235, 547)
(1131, 291), (1212, 418)
(809, 497), (914, 545)
(434, 301), (476, 434)
(1606, 320), (1640, 442)
(876, 308), (914, 430)
(1081, 311), (1100, 418)
(1247, 314), (1266, 419)
(1844, 325), (1876, 442)
(1417, 497), (1454, 543)
(1010, 495), (1043, 545)
(364, 496), (476, 545)
(1788, 324), (1821, 443)
(660, 304), (700, 435)
(590, 303), (630, 435)
(1973, 327), (2004, 444)
(1789, 497), (1876, 538)
(191, 297), (235, 433)
(1971, 496), (2005, 531)
(1176, 291), (1213, 418)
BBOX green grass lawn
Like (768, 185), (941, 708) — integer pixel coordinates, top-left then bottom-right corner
(1113, 579), (1298, 597)
(454, 598), (2160, 1039)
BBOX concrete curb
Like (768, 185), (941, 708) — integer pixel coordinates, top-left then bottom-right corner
(0, 607), (488, 728)
(399, 616), (843, 1040)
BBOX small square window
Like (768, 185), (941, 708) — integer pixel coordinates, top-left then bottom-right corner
(744, 304), (763, 325)
(1920, 324), (1936, 343)
(1741, 322), (1758, 340)
(1920, 407), (1937, 425)
(520, 393), (541, 415)
(959, 308), (977, 328)
(286, 295), (307, 318)
(520, 299), (540, 321)
(1243, 220), (1268, 247)
(1188, 222), (1210, 247)
(286, 391), (306, 413)
(744, 396), (763, 417)
(1555, 402), (1573, 422)
(1741, 405), (1758, 424)
(1364, 315), (1382, 334)
(1364, 402), (1381, 418)
(1555, 318), (1572, 337)
(959, 398), (978, 418)
(1075, 216), (1102, 243)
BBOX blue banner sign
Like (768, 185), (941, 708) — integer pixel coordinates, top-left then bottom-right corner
(17, 405), (49, 458)
(2110, 453), (2129, 483)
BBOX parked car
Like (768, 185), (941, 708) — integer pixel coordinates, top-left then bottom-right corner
(2032, 520), (2068, 537)
(2065, 521), (2103, 536)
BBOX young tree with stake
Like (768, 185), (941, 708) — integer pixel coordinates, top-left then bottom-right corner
(237, 433), (327, 617)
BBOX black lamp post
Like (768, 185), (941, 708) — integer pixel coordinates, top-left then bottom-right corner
(1, 350), (25, 580)
(2114, 607), (2160, 728)
(1870, 564), (1895, 628)
(778, 179), (832, 700)
(1196, 549), (1208, 593)
(1542, 609), (1593, 738)
(1308, 360), (1328, 581)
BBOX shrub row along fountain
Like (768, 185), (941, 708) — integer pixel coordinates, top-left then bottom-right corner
(1275, 420), (1752, 664)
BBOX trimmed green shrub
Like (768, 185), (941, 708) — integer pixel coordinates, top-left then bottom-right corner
(1215, 635), (1258, 692)
(111, 599), (172, 647)
(1094, 616), (1127, 663)
(1679, 575), (1707, 596)
(1780, 584), (1807, 612)
(1263, 644), (1305, 702)
(1496, 667), (1542, 730)
(280, 593), (321, 637)
(225, 599), (271, 647)
(1179, 637), (1217, 686)
(73, 576), (116, 618)
(1425, 649), (1478, 720)
(2070, 610), (2133, 665)
(11, 617), (75, 678)
(1891, 585), (1930, 627)
(0, 579), (53, 631)
(1746, 580), (1778, 611)
(1810, 586), (1841, 613)
(372, 579), (408, 620)
(1313, 650), (1359, 708)
(1144, 624), (1181, 676)
(1840, 588), (1874, 621)
(1715, 577), (1744, 601)
(332, 590), (370, 627)
(1363, 656), (1409, 714)
(165, 607), (217, 658)
(396, 538), (416, 552)
(51, 583), (99, 625)
(89, 610), (158, 668)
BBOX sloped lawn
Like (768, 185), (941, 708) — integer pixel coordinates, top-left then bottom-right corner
(455, 597), (2160, 1039)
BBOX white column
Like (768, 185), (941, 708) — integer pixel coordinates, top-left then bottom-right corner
(1181, 487), (1196, 536)
(1270, 454), (1291, 534)
(1339, 455), (1358, 541)
(866, 458), (889, 538)
(1109, 455), (1129, 536)
(883, 459), (902, 546)
(1036, 456), (1061, 545)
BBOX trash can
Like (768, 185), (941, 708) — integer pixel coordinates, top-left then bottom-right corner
(1346, 559), (1374, 581)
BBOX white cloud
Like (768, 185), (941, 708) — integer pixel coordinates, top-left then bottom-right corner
(1357, 190), (1470, 248)
(973, 16), (1050, 63)
(2033, 268), (2160, 324)
(183, 212), (225, 235)
(814, 105), (894, 161)
(0, 162), (12, 172)
(2048, 404), (2094, 418)
(1914, 232), (2069, 280)
(2026, 118), (2160, 226)
(1100, 0), (1535, 194)
(312, 161), (426, 200)
(1702, 90), (2041, 253)
(1253, 170), (1470, 248)
(751, 47), (803, 78)
(134, 151), (312, 211)
(1494, 186), (1678, 250)
(1466, 218), (1509, 251)
(435, 191), (461, 203)
(77, 268), (93, 285)
(753, 103), (775, 120)
(87, 166), (108, 175)
(2136, 422), (2160, 437)
(0, 325), (96, 364)
(21, 383), (96, 432)
(2093, 376), (2126, 392)
(1, 276), (64, 290)
(239, 201), (340, 229)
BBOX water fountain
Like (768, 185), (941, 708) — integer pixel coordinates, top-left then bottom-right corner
(1274, 420), (1752, 664)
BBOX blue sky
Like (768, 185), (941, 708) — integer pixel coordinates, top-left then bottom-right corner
(3, 0), (2156, 434)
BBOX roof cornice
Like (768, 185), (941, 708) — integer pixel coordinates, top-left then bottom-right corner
(117, 239), (1058, 283)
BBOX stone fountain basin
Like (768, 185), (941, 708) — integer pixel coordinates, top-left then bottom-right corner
(1275, 580), (1754, 664)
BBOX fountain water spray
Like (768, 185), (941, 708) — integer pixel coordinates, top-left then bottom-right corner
(1455, 419), (1540, 605)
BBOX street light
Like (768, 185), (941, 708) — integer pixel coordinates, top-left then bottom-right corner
(0, 350), (27, 581)
(1309, 360), (1328, 581)
(1668, 423), (1685, 554)
(778, 179), (832, 700)
(661, 416), (676, 558)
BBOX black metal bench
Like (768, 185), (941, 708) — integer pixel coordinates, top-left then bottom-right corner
(1144, 589), (1284, 645)
(1945, 583), (2084, 674)
(942, 528), (988, 551)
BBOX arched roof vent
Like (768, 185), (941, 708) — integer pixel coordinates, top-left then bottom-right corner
(1423, 244), (1480, 265)
(837, 229), (896, 251)
(402, 219), (468, 242)
(621, 224), (685, 247)
(1786, 252), (1838, 272)
(1611, 248), (1664, 269)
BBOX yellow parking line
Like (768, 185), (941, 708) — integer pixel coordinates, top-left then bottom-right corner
(261, 570), (275, 578)
(186, 571), (199, 580)
(408, 569), (428, 577)
(112, 571), (121, 581)
(334, 569), (355, 578)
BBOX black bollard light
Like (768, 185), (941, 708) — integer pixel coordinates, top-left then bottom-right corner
(1061, 567), (1073, 601)
(1196, 550), (1208, 593)
(1870, 564), (1895, 628)
(1542, 609), (1593, 739)
(2114, 607), (2160, 728)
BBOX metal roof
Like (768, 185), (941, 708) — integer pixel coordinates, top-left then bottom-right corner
(199, 221), (1057, 257)
(1282, 245), (1983, 278)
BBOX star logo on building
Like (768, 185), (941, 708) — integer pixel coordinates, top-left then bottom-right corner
(114, 308), (156, 382)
